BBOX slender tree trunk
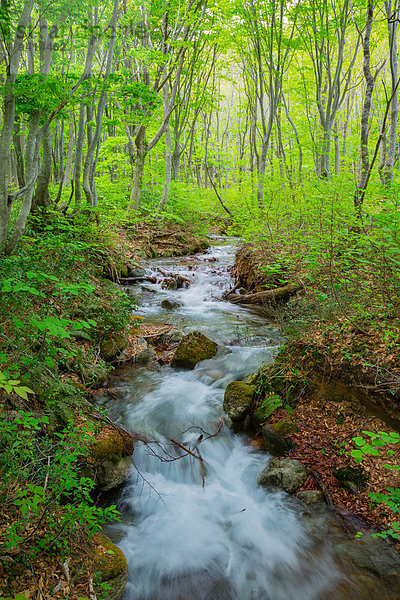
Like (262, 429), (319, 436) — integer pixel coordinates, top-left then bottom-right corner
(13, 117), (25, 188)
(334, 122), (340, 175)
(159, 80), (172, 208)
(63, 120), (75, 185)
(74, 104), (86, 208)
(383, 0), (399, 186)
(0, 2), (33, 253)
(354, 0), (377, 212)
(32, 123), (52, 209)
(129, 126), (147, 208)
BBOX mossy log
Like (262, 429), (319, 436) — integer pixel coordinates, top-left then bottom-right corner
(226, 283), (303, 306)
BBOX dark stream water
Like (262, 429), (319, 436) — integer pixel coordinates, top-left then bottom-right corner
(99, 239), (395, 600)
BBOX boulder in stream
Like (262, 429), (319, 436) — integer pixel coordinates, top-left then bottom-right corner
(257, 458), (308, 494)
(171, 331), (218, 369)
(129, 267), (146, 278)
(161, 299), (183, 310)
(223, 381), (255, 422)
(135, 347), (156, 366)
(93, 533), (129, 600)
(334, 533), (400, 577)
(296, 490), (326, 505)
(159, 328), (185, 344)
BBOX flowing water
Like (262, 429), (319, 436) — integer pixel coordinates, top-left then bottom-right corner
(100, 239), (351, 600)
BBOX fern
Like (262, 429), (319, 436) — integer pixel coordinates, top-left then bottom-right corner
(254, 394), (283, 423)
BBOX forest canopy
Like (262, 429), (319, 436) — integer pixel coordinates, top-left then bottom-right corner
(0, 0), (400, 254)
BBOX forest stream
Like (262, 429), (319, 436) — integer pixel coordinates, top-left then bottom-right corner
(98, 239), (396, 600)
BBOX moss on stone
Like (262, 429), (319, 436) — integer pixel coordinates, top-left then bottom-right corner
(271, 420), (299, 437)
(171, 331), (218, 369)
(223, 381), (255, 421)
(90, 427), (134, 463)
(100, 333), (129, 361)
(93, 533), (128, 581)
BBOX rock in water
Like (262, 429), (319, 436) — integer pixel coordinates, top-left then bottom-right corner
(171, 331), (218, 369)
(223, 381), (255, 421)
(135, 348), (156, 366)
(334, 533), (400, 577)
(296, 490), (326, 505)
(161, 299), (183, 310)
(159, 328), (185, 344)
(257, 458), (307, 493)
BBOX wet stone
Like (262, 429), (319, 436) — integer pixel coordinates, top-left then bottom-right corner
(334, 533), (400, 577)
(296, 490), (326, 505)
(223, 381), (255, 422)
(258, 458), (308, 494)
(161, 299), (183, 310)
(135, 348), (156, 366)
(171, 331), (218, 369)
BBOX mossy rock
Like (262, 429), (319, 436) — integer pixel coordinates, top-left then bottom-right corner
(88, 427), (134, 491)
(333, 466), (369, 489)
(90, 428), (134, 462)
(100, 333), (130, 361)
(258, 458), (307, 493)
(223, 381), (255, 422)
(171, 331), (218, 369)
(272, 420), (299, 437)
(93, 533), (129, 600)
(118, 264), (129, 278)
(261, 423), (295, 456)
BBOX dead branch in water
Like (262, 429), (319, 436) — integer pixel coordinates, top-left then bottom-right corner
(226, 283), (303, 306)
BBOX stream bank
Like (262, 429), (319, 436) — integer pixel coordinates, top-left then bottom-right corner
(98, 238), (400, 600)
(0, 218), (209, 600)
(225, 242), (400, 543)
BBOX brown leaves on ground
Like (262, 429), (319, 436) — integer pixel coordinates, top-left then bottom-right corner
(0, 543), (97, 600)
(267, 393), (400, 537)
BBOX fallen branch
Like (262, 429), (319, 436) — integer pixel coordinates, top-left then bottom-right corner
(170, 438), (201, 460)
(226, 283), (303, 306)
(117, 276), (157, 284)
(221, 282), (241, 299)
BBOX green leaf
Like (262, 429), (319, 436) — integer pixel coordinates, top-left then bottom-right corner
(351, 449), (363, 462)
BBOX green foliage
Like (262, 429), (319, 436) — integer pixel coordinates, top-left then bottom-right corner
(254, 394), (283, 423)
(351, 431), (400, 463)
(0, 409), (121, 567)
(0, 372), (34, 401)
(0, 211), (132, 416)
(349, 430), (400, 539)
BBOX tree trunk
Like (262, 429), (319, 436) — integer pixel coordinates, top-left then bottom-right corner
(129, 126), (147, 208)
(159, 80), (173, 208)
(320, 127), (332, 179)
(32, 123), (52, 210)
(13, 117), (25, 188)
(383, 0), (399, 186)
(73, 104), (86, 208)
(63, 120), (75, 186)
(354, 0), (377, 213)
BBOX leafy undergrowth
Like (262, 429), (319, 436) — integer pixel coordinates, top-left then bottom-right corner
(234, 220), (400, 407)
(236, 215), (400, 538)
(0, 208), (211, 598)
